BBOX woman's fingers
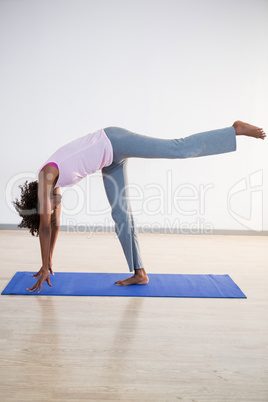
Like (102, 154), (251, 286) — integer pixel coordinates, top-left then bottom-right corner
(38, 283), (43, 293)
(27, 271), (52, 293)
(31, 266), (54, 279)
(32, 268), (42, 278)
(32, 272), (41, 278)
(27, 282), (39, 292)
(27, 280), (43, 293)
(49, 267), (54, 275)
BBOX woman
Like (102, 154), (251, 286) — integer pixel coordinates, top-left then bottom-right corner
(12, 121), (266, 293)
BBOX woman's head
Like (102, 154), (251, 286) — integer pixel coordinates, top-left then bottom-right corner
(12, 180), (61, 236)
(12, 180), (40, 236)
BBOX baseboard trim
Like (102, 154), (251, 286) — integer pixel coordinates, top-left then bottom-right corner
(1, 224), (267, 236)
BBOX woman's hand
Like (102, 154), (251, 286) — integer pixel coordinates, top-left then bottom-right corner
(48, 260), (54, 276)
(27, 267), (52, 293)
(32, 263), (54, 278)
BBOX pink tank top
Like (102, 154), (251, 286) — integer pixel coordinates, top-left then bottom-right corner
(38, 128), (113, 188)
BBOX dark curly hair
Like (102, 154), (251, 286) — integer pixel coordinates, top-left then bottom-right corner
(12, 180), (41, 237)
(12, 179), (57, 237)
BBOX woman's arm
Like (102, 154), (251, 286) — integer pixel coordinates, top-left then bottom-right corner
(27, 173), (54, 293)
(49, 201), (62, 272)
(39, 203), (52, 268)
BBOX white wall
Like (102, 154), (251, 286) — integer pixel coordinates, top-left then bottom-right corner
(1, 0), (268, 232)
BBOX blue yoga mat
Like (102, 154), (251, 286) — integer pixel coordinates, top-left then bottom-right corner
(1, 272), (246, 298)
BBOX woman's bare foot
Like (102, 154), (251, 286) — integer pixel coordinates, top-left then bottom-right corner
(233, 120), (266, 140)
(115, 268), (149, 286)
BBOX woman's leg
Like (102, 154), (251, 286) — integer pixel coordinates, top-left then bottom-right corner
(102, 159), (149, 285)
(104, 125), (237, 162)
(104, 121), (266, 163)
(102, 121), (265, 285)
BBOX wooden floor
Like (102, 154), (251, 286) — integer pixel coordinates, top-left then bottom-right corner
(0, 229), (267, 401)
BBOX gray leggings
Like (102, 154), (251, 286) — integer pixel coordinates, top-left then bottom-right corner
(102, 126), (237, 272)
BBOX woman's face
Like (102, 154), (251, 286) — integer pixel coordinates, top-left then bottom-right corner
(50, 193), (62, 212)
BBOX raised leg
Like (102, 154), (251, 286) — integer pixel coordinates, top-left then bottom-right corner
(104, 121), (266, 164)
(104, 125), (237, 162)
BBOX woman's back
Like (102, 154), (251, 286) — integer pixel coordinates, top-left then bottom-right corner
(38, 128), (113, 188)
